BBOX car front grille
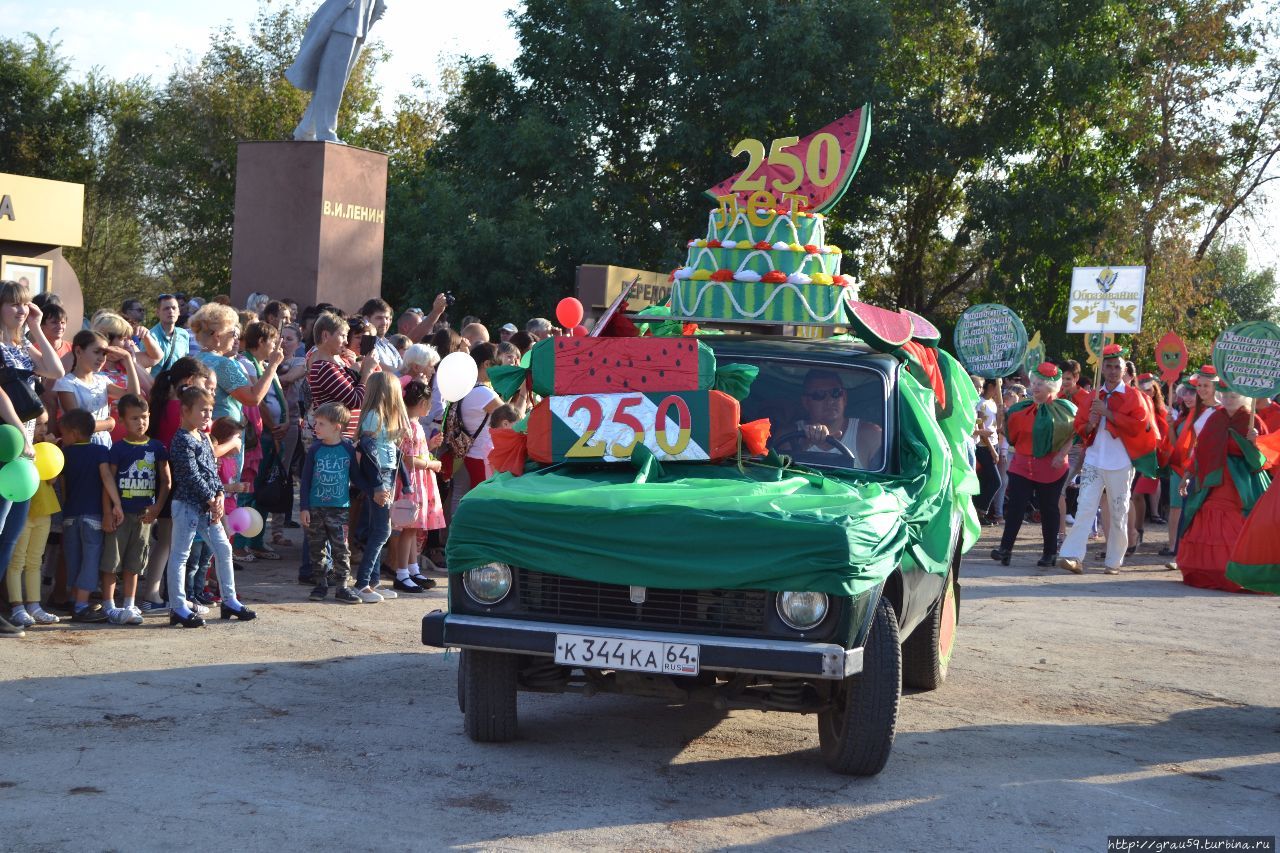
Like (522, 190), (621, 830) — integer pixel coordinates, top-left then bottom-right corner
(515, 569), (769, 635)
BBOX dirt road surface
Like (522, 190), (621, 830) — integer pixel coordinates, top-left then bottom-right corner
(2, 527), (1277, 851)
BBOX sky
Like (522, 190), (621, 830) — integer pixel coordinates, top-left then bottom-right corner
(0, 0), (523, 109)
(2, 0), (1278, 274)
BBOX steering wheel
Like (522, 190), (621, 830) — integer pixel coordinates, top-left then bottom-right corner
(770, 429), (858, 464)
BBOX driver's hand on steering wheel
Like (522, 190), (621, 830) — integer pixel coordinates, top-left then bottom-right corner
(803, 424), (830, 447)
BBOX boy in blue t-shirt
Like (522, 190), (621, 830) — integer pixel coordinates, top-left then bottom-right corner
(103, 394), (170, 623)
(59, 408), (124, 624)
(300, 402), (361, 604)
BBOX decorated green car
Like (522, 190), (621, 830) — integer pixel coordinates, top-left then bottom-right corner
(422, 329), (980, 775)
(421, 107), (981, 775)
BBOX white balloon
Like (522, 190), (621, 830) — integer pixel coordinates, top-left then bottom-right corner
(437, 351), (479, 403)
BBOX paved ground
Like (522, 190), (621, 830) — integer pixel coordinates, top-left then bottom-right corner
(1, 523), (1277, 851)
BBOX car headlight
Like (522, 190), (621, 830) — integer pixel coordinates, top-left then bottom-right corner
(463, 563), (512, 604)
(776, 591), (828, 630)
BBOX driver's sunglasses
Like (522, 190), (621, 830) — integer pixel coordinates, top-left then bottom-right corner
(805, 388), (845, 401)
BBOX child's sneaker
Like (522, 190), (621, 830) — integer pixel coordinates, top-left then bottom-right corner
(356, 587), (383, 603)
(10, 610), (35, 628)
(190, 602), (210, 616)
(107, 607), (135, 625)
(334, 587), (361, 605)
(30, 608), (60, 625)
(309, 585), (328, 601)
(374, 585), (398, 600)
(140, 600), (170, 616)
(127, 606), (144, 625)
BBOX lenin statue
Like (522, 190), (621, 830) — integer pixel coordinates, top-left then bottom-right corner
(285, 0), (387, 143)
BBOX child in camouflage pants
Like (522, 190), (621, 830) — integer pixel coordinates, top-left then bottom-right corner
(300, 403), (361, 605)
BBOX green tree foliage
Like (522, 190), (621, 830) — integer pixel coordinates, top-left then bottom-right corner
(388, 0), (1278, 364)
(0, 36), (154, 311)
(383, 0), (889, 323)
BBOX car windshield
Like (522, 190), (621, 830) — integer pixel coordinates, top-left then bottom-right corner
(726, 356), (889, 472)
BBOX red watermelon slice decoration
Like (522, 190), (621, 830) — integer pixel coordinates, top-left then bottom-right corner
(845, 300), (914, 352)
(704, 105), (873, 215)
(901, 309), (942, 348)
(529, 337), (716, 397)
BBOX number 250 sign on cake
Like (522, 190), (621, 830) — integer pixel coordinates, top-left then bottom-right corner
(671, 106), (873, 326)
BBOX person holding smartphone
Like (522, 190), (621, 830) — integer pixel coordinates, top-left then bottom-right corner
(358, 297), (402, 371)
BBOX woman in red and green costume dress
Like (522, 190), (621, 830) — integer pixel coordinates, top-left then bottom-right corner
(1177, 389), (1276, 591)
(1225, 391), (1280, 592)
(990, 363), (1077, 566)
(1165, 366), (1223, 566)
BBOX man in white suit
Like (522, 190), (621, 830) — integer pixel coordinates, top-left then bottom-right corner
(285, 0), (387, 143)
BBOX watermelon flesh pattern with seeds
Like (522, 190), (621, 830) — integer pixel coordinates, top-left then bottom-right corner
(845, 300), (914, 351)
(901, 309), (942, 346)
(704, 105), (872, 216)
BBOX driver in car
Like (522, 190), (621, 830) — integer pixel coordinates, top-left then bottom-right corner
(798, 369), (883, 467)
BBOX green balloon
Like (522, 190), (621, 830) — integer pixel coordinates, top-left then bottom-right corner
(0, 458), (39, 502)
(0, 424), (22, 464)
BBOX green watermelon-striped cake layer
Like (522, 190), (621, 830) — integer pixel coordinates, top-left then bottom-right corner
(672, 279), (846, 325)
(704, 210), (825, 248)
(682, 246), (842, 279)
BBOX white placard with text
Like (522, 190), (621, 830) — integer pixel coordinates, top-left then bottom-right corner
(1067, 266), (1146, 333)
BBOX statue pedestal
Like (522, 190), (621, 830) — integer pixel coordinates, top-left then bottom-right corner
(230, 141), (387, 312)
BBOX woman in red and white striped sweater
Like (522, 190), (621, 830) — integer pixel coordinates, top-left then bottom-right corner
(307, 311), (377, 440)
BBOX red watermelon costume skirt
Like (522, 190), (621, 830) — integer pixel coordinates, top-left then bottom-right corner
(1178, 476), (1246, 592)
(1226, 477), (1280, 594)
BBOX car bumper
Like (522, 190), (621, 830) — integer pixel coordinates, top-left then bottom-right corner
(422, 611), (862, 680)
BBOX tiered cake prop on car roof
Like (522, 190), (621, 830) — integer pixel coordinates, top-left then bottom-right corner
(671, 107), (871, 325)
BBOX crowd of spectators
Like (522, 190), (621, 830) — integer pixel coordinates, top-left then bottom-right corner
(0, 284), (554, 637)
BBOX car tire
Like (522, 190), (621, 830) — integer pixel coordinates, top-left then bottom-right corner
(457, 654), (466, 714)
(462, 649), (518, 742)
(817, 596), (901, 776)
(902, 566), (957, 691)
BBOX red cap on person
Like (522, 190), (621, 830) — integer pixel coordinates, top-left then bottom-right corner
(1034, 362), (1062, 381)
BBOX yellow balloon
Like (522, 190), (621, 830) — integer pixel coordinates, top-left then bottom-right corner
(33, 442), (64, 481)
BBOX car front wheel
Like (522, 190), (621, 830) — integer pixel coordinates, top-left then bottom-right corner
(461, 649), (518, 742)
(817, 596), (901, 776)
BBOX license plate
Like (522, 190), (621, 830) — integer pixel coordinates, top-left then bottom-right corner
(554, 633), (700, 675)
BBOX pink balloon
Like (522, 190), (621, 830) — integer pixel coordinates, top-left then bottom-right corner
(227, 507), (252, 534)
(571, 324), (588, 337)
(556, 297), (584, 329)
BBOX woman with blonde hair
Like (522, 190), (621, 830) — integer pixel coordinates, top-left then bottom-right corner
(189, 303), (284, 482)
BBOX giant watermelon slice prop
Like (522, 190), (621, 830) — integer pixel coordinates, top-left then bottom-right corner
(901, 309), (942, 348)
(845, 300), (914, 352)
(704, 105), (873, 215)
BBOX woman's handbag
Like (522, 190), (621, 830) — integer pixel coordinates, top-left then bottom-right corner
(0, 366), (44, 423)
(255, 449), (293, 515)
